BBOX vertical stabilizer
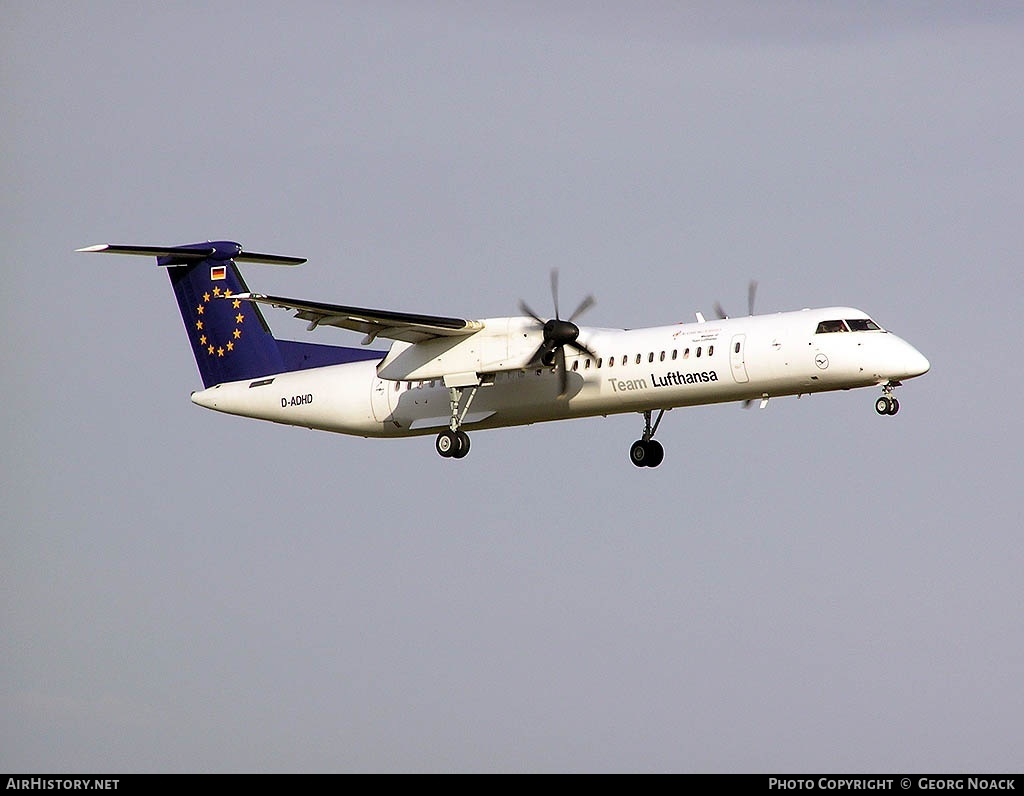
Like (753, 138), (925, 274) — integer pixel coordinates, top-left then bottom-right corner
(164, 243), (289, 387)
(78, 240), (383, 388)
(78, 241), (300, 387)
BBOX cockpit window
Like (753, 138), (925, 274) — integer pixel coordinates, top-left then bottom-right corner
(846, 318), (882, 331)
(815, 320), (848, 334)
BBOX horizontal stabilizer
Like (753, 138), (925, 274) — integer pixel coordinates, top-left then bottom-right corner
(76, 242), (305, 266)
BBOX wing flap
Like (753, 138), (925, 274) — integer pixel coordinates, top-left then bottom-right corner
(235, 293), (484, 344)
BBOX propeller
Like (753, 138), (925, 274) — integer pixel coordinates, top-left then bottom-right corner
(713, 280), (759, 320)
(519, 269), (597, 397)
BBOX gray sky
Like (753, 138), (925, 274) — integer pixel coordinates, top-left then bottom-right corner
(3, 1), (1022, 773)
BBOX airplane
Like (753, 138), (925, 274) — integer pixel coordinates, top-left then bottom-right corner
(78, 239), (930, 467)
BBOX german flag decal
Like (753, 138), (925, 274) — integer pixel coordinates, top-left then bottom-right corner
(210, 265), (227, 280)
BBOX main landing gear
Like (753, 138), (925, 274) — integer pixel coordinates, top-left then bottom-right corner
(436, 428), (471, 458)
(875, 382), (901, 416)
(435, 382), (480, 459)
(630, 409), (666, 468)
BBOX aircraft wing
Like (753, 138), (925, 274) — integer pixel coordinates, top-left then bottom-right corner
(234, 293), (484, 344)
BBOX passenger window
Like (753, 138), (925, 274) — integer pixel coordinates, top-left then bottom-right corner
(734, 342), (741, 354)
(636, 354), (642, 365)
(584, 359), (591, 369)
(597, 358), (602, 368)
(708, 345), (714, 357)
(683, 348), (690, 359)
(648, 352), (654, 363)
(696, 346), (702, 357)
(671, 350), (677, 360)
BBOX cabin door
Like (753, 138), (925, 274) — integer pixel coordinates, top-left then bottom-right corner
(730, 334), (749, 384)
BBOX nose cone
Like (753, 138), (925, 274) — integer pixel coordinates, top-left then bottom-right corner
(889, 336), (929, 380)
(904, 346), (930, 379)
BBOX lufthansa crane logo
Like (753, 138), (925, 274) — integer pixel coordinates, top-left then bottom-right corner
(814, 353), (829, 369)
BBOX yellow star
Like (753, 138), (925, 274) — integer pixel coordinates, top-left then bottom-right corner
(217, 347), (225, 357)
(232, 299), (241, 309)
(213, 286), (222, 297)
(199, 335), (207, 345)
(233, 328), (241, 339)
(207, 345), (215, 355)
(224, 289), (233, 297)
(195, 319), (203, 330)
(235, 313), (244, 324)
(196, 304), (204, 315)
(226, 341), (234, 351)
(203, 292), (211, 302)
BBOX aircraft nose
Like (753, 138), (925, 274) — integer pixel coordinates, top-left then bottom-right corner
(909, 348), (930, 378)
(900, 341), (930, 379)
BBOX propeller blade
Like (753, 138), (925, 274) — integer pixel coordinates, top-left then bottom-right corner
(568, 339), (598, 360)
(713, 301), (728, 320)
(748, 280), (758, 316)
(550, 268), (560, 320)
(518, 299), (545, 325)
(568, 293), (596, 323)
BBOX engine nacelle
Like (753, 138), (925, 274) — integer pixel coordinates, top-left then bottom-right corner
(375, 317), (540, 382)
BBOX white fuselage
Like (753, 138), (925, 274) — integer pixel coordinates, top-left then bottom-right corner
(190, 307), (930, 438)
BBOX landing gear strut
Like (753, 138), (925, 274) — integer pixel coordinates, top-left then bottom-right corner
(630, 409), (666, 468)
(874, 382), (901, 416)
(436, 382), (479, 458)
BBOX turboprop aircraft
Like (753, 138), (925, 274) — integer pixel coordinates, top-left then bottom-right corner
(78, 240), (930, 467)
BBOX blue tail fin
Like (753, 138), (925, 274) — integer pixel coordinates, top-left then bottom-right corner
(79, 240), (383, 387)
(165, 243), (289, 387)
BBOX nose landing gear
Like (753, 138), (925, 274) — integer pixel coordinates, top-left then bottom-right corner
(875, 383), (901, 416)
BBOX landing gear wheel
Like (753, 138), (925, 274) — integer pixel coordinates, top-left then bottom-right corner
(645, 440), (665, 468)
(875, 396), (891, 416)
(887, 397), (900, 415)
(436, 429), (457, 458)
(452, 430), (471, 458)
(630, 439), (664, 468)
(436, 429), (470, 459)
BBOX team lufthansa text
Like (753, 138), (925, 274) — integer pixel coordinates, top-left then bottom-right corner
(6, 781), (118, 791)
